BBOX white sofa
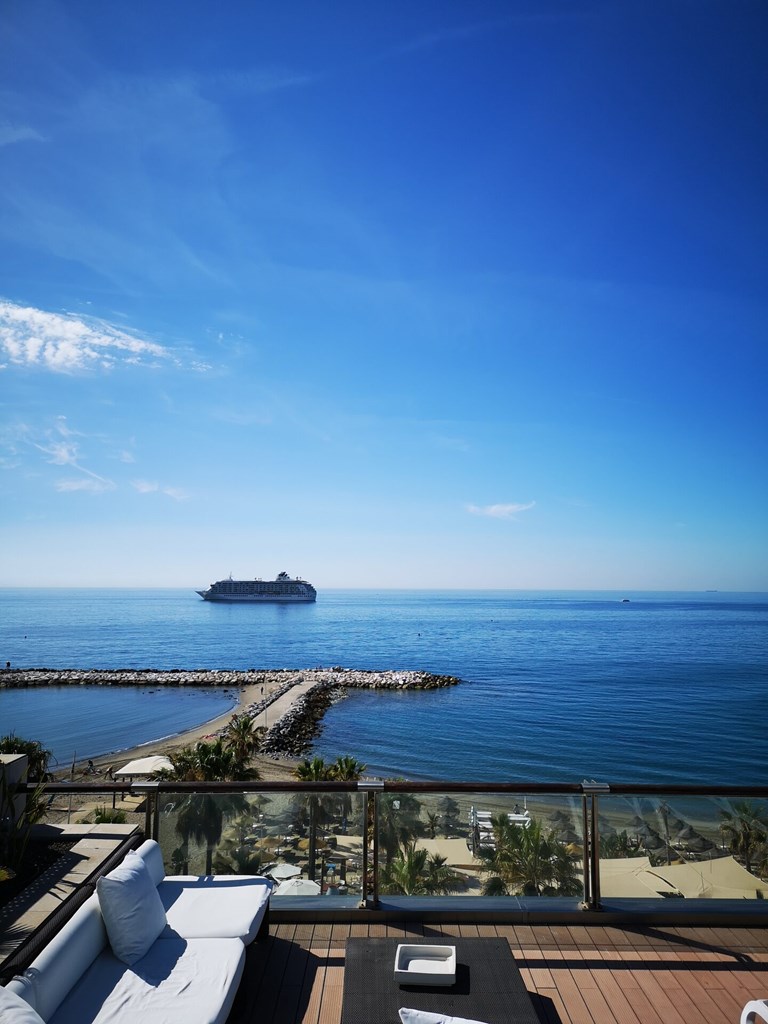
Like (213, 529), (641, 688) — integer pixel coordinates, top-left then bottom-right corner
(2, 840), (272, 1024)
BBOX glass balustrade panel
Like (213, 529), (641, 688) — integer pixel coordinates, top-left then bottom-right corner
(595, 793), (768, 901)
(154, 788), (366, 899)
(376, 791), (586, 900)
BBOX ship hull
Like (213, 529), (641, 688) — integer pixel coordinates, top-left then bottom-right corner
(196, 591), (315, 603)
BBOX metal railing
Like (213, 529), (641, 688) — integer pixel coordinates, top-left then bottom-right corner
(14, 779), (768, 918)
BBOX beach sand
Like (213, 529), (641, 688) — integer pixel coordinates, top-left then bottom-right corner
(56, 679), (307, 784)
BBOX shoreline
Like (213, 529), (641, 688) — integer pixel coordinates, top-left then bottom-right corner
(41, 668), (462, 782)
(67, 682), (300, 782)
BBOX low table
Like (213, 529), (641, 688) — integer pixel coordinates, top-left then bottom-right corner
(341, 937), (540, 1024)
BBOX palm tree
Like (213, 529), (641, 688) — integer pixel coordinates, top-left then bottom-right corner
(175, 794), (227, 874)
(213, 813), (265, 874)
(292, 754), (368, 875)
(294, 757), (335, 880)
(480, 815), (581, 897)
(600, 830), (644, 859)
(225, 714), (264, 766)
(331, 755), (367, 780)
(720, 800), (768, 875)
(381, 841), (430, 895)
(159, 737), (258, 873)
(329, 755), (366, 834)
(380, 841), (461, 895)
(423, 852), (462, 895)
(436, 796), (461, 836)
(378, 793), (423, 866)
(295, 756), (333, 781)
(160, 737), (260, 784)
(425, 812), (441, 839)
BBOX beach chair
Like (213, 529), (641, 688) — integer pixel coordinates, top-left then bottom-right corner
(741, 999), (768, 1024)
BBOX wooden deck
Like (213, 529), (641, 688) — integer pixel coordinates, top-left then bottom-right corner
(229, 919), (768, 1024)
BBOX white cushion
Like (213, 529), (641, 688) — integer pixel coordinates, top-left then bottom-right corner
(158, 875), (272, 943)
(399, 1010), (490, 1024)
(6, 895), (107, 1021)
(96, 853), (167, 965)
(48, 937), (245, 1024)
(132, 839), (166, 888)
(0, 985), (46, 1024)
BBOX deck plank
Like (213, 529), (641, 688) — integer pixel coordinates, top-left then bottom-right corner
(230, 920), (768, 1024)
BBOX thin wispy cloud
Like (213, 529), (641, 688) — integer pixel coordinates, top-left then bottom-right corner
(32, 435), (115, 489)
(467, 501), (536, 519)
(0, 122), (44, 147)
(430, 434), (470, 453)
(4, 417), (125, 494)
(55, 477), (116, 494)
(131, 479), (189, 501)
(0, 300), (172, 373)
(393, 18), (514, 56)
(213, 67), (317, 96)
(392, 10), (593, 58)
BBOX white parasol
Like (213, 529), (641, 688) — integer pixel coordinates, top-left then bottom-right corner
(269, 863), (302, 881)
(273, 877), (321, 896)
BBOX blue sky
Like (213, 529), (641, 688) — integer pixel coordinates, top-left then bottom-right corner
(1, 1), (766, 590)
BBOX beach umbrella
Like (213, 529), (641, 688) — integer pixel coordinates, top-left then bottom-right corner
(676, 826), (702, 841)
(268, 863), (302, 881)
(641, 834), (666, 851)
(549, 811), (571, 824)
(686, 835), (716, 852)
(559, 829), (581, 844)
(664, 816), (686, 833)
(273, 878), (321, 896)
(437, 796), (459, 809)
(633, 823), (658, 838)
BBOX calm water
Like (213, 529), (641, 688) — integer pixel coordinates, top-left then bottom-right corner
(0, 588), (766, 784)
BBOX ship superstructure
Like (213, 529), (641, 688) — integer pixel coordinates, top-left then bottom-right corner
(196, 571), (317, 603)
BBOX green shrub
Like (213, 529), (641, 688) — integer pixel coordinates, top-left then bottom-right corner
(83, 806), (127, 825)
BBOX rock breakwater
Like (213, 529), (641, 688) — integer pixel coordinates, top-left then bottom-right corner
(1, 667), (462, 760)
(254, 669), (461, 757)
(0, 667), (460, 691)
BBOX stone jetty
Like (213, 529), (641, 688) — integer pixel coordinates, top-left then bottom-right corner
(255, 669), (460, 757)
(1, 667), (462, 759)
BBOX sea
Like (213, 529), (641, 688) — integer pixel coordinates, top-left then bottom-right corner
(0, 588), (766, 786)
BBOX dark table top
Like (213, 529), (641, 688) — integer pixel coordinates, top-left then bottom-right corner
(341, 937), (541, 1024)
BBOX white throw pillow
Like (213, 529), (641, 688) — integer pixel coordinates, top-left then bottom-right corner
(0, 985), (46, 1024)
(96, 851), (167, 965)
(399, 1009), (490, 1024)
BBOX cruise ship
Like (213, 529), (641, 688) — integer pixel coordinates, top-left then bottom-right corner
(196, 571), (317, 603)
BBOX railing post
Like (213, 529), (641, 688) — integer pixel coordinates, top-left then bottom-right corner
(132, 781), (160, 842)
(581, 782), (610, 911)
(358, 780), (383, 909)
(581, 791), (591, 908)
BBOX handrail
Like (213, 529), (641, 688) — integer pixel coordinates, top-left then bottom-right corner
(15, 779), (768, 917)
(25, 781), (768, 795)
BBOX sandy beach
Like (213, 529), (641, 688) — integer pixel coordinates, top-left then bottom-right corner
(57, 679), (307, 783)
(18, 667), (459, 785)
